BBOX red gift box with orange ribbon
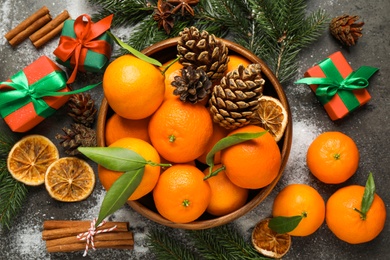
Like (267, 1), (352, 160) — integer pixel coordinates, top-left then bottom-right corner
(0, 56), (71, 132)
(54, 14), (113, 84)
(295, 51), (379, 120)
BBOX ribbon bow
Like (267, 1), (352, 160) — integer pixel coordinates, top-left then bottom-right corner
(295, 57), (378, 110)
(54, 14), (113, 84)
(77, 219), (117, 257)
(0, 70), (100, 118)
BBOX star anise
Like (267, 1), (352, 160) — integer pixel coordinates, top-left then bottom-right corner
(168, 0), (199, 16)
(153, 0), (174, 34)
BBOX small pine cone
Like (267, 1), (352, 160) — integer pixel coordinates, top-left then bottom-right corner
(55, 123), (97, 155)
(209, 64), (265, 130)
(171, 66), (213, 104)
(177, 26), (229, 82)
(68, 93), (97, 127)
(330, 14), (364, 46)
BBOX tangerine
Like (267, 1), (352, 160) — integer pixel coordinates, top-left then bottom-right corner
(326, 185), (386, 244)
(307, 131), (359, 184)
(148, 98), (213, 163)
(197, 123), (230, 164)
(162, 59), (183, 100)
(203, 165), (248, 216)
(105, 113), (151, 146)
(220, 125), (281, 189)
(98, 137), (161, 201)
(272, 184), (325, 236)
(153, 164), (211, 223)
(103, 55), (165, 120)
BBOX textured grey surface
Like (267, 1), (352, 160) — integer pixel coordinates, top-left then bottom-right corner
(0, 0), (389, 259)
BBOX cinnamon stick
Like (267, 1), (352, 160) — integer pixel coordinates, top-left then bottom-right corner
(45, 231), (134, 248)
(42, 222), (129, 240)
(4, 6), (50, 41)
(46, 240), (134, 253)
(43, 220), (129, 231)
(8, 14), (52, 47)
(30, 10), (70, 48)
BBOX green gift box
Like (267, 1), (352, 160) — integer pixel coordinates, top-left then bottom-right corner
(53, 14), (114, 84)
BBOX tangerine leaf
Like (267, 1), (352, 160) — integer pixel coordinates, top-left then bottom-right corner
(361, 172), (375, 217)
(78, 147), (146, 171)
(96, 167), (144, 226)
(107, 31), (162, 67)
(268, 215), (302, 234)
(205, 131), (266, 172)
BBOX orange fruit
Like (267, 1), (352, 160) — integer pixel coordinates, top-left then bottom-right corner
(225, 55), (251, 74)
(103, 54), (165, 120)
(162, 59), (183, 100)
(252, 218), (291, 258)
(98, 137), (161, 201)
(307, 131), (359, 184)
(326, 185), (386, 244)
(203, 165), (248, 216)
(148, 98), (213, 163)
(7, 135), (59, 186)
(272, 184), (325, 236)
(252, 95), (288, 142)
(45, 157), (95, 202)
(153, 164), (211, 223)
(220, 125), (281, 189)
(105, 113), (151, 146)
(197, 123), (230, 164)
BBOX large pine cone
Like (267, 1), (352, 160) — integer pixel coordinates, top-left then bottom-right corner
(68, 93), (97, 127)
(55, 123), (97, 155)
(209, 64), (265, 130)
(329, 14), (364, 46)
(171, 66), (212, 104)
(177, 26), (229, 82)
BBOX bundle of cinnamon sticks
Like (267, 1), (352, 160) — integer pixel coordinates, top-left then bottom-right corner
(4, 6), (70, 48)
(42, 220), (134, 253)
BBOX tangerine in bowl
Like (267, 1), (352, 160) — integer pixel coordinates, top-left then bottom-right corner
(97, 37), (292, 230)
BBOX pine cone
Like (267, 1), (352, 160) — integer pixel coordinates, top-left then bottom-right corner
(55, 123), (97, 155)
(68, 93), (97, 127)
(177, 26), (229, 82)
(209, 64), (265, 130)
(171, 66), (213, 104)
(330, 15), (364, 46)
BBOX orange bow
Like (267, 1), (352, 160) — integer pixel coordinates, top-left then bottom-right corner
(54, 14), (113, 84)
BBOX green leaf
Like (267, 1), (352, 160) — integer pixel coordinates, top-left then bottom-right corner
(361, 172), (376, 218)
(107, 31), (162, 67)
(78, 147), (146, 171)
(205, 131), (267, 172)
(268, 215), (303, 234)
(96, 167), (144, 225)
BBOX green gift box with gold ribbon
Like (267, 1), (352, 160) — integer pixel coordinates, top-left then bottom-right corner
(295, 51), (378, 120)
(0, 56), (99, 132)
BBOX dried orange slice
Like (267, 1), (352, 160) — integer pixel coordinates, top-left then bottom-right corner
(45, 157), (95, 202)
(252, 95), (288, 142)
(252, 218), (291, 259)
(7, 135), (59, 186)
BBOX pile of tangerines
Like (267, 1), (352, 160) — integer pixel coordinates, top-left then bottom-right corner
(99, 51), (386, 258)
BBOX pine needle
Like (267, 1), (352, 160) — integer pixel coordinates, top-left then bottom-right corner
(0, 160), (29, 230)
(0, 131), (17, 157)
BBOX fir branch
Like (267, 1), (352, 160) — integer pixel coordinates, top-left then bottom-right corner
(147, 227), (198, 260)
(0, 131), (17, 157)
(0, 161), (29, 230)
(89, 0), (155, 27)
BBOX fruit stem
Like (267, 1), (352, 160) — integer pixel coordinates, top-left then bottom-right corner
(204, 165), (226, 180)
(169, 134), (176, 143)
(146, 160), (172, 168)
(160, 56), (180, 75)
(353, 207), (367, 220)
(182, 199), (190, 207)
(302, 211), (308, 218)
(333, 153), (341, 160)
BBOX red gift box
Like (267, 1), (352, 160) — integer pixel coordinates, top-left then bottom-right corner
(0, 56), (70, 132)
(296, 51), (378, 120)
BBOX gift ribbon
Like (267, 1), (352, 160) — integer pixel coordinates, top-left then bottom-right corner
(295, 58), (378, 111)
(53, 14), (113, 84)
(0, 70), (100, 118)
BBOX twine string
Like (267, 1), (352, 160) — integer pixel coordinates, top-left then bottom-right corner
(76, 218), (117, 257)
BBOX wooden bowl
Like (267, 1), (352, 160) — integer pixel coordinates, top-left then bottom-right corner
(97, 37), (292, 230)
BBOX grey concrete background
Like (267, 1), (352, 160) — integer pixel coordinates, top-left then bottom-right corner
(0, 0), (389, 259)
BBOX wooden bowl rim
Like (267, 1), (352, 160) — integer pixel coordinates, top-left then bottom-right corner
(97, 37), (293, 230)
